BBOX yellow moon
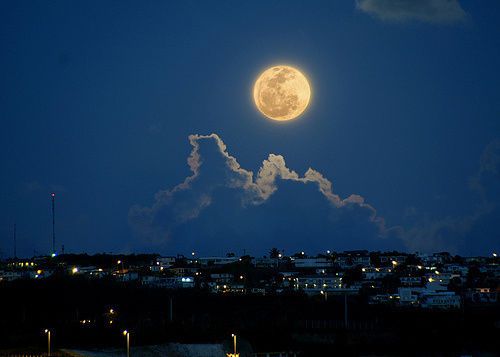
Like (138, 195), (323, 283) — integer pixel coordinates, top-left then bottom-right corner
(253, 65), (311, 121)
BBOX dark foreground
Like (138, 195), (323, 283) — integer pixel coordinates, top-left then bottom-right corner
(1, 278), (499, 356)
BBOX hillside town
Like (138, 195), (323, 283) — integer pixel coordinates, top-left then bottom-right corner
(2, 249), (498, 310)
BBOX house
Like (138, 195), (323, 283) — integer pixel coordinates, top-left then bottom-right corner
(380, 254), (407, 265)
(142, 276), (194, 288)
(254, 257), (277, 268)
(420, 292), (461, 309)
(295, 275), (343, 294)
(156, 256), (176, 267)
(210, 273), (233, 283)
(198, 257), (239, 266)
(0, 270), (25, 281)
(336, 251), (370, 268)
(400, 276), (423, 286)
(171, 267), (199, 276)
(466, 288), (498, 303)
(209, 282), (245, 294)
(362, 267), (392, 280)
(398, 287), (425, 305)
(443, 264), (469, 276)
(293, 257), (332, 269)
(426, 272), (460, 288)
(113, 271), (139, 282)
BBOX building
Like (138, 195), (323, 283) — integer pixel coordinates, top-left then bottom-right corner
(466, 288), (498, 303)
(362, 267), (392, 280)
(336, 252), (370, 269)
(398, 287), (425, 305)
(293, 257), (332, 269)
(197, 257), (239, 266)
(420, 292), (461, 309)
(142, 276), (194, 289)
(295, 275), (343, 294)
(400, 276), (423, 286)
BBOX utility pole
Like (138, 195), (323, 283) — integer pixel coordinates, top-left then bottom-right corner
(51, 193), (56, 255)
(13, 223), (17, 259)
(344, 293), (348, 328)
(169, 297), (173, 322)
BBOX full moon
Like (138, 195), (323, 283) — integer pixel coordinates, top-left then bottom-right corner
(253, 65), (311, 121)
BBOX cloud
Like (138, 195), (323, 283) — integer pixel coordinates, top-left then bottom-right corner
(129, 133), (500, 255)
(129, 133), (393, 251)
(469, 139), (500, 203)
(356, 0), (467, 24)
(400, 139), (500, 254)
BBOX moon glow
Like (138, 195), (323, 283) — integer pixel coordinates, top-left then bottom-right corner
(253, 65), (311, 121)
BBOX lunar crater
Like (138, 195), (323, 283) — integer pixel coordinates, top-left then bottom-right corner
(253, 65), (311, 121)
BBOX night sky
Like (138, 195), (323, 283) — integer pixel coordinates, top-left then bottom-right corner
(1, 1), (499, 258)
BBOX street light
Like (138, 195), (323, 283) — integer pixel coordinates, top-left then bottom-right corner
(44, 329), (51, 356)
(123, 330), (130, 357)
(231, 333), (237, 355)
(320, 290), (328, 301)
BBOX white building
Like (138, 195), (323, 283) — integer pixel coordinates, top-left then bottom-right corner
(400, 276), (423, 286)
(420, 292), (461, 309)
(362, 267), (392, 280)
(295, 275), (343, 294)
(294, 258), (332, 269)
(142, 276), (194, 289)
(336, 253), (371, 268)
(0, 270), (25, 281)
(443, 264), (469, 276)
(398, 287), (425, 304)
(156, 256), (176, 266)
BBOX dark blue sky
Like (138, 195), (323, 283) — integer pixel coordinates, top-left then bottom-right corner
(1, 1), (499, 258)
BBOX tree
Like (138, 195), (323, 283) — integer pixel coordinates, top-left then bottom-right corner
(269, 248), (280, 259)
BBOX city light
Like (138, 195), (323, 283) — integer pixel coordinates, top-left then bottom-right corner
(231, 334), (237, 356)
(123, 330), (130, 357)
(44, 329), (51, 356)
(72, 267), (78, 274)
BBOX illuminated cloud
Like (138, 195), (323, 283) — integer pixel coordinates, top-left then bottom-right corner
(129, 134), (500, 254)
(356, 0), (466, 24)
(129, 133), (391, 247)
